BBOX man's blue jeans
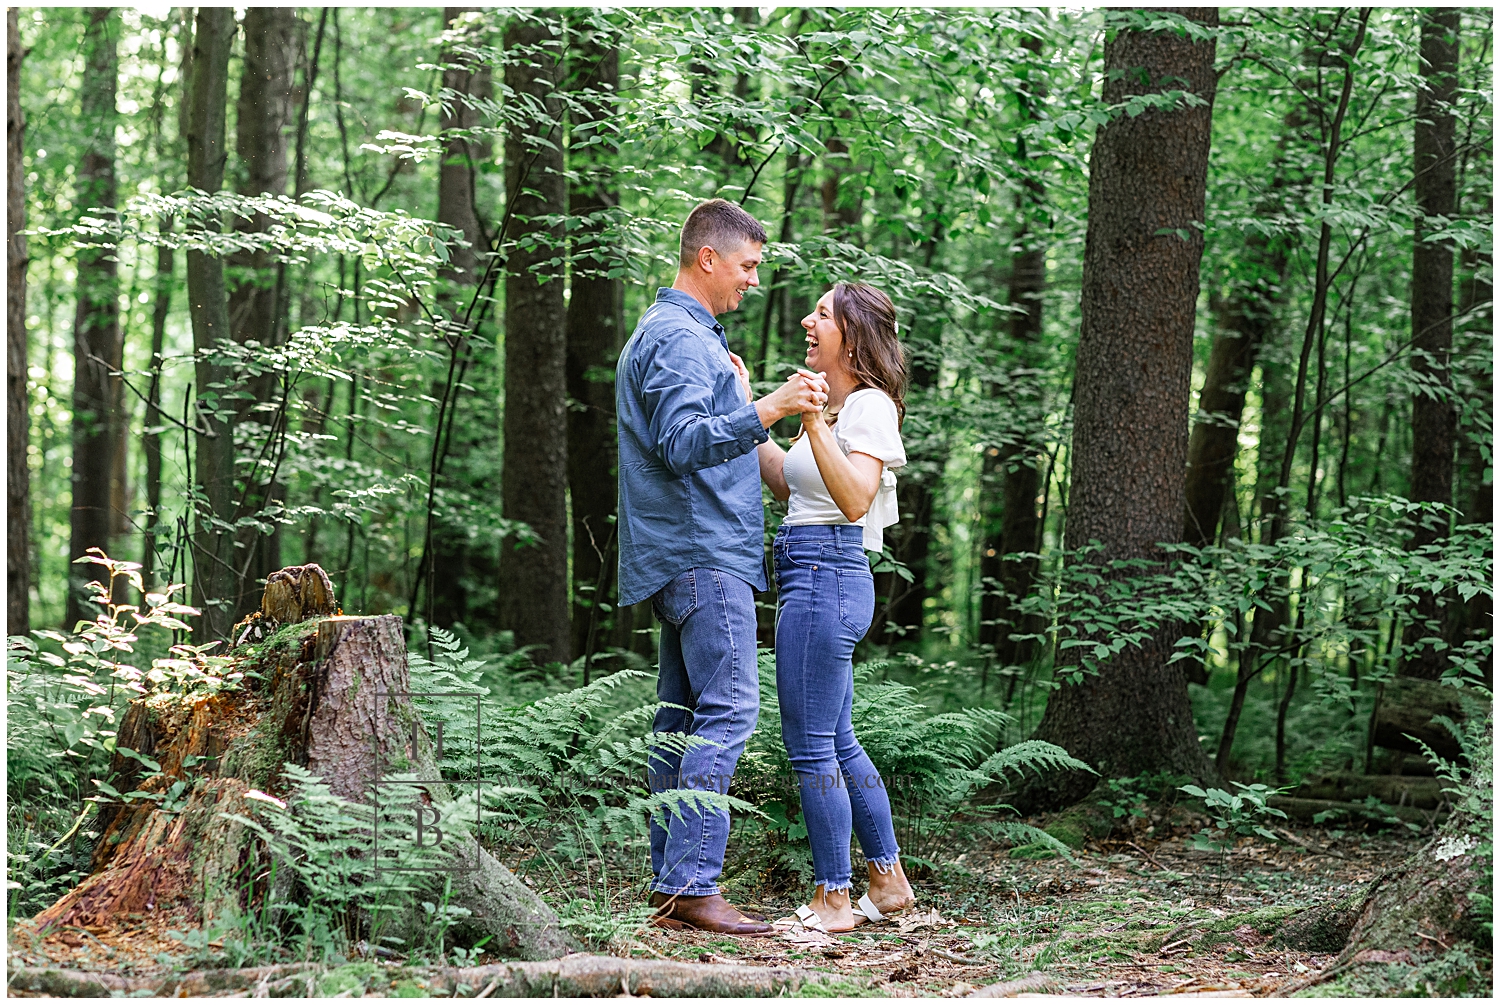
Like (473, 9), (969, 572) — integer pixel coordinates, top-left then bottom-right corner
(774, 524), (901, 893)
(647, 568), (760, 896)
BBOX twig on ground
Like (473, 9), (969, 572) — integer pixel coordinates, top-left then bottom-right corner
(1127, 841), (1171, 871)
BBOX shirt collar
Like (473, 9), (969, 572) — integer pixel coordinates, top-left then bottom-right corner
(655, 287), (725, 338)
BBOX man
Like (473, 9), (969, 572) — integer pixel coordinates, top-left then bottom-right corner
(617, 199), (825, 935)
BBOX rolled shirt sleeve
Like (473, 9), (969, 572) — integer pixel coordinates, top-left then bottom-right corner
(639, 332), (768, 477)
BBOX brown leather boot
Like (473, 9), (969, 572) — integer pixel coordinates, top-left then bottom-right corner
(649, 892), (773, 935)
(650, 890), (766, 922)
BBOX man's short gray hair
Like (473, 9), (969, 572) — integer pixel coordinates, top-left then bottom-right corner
(678, 199), (768, 268)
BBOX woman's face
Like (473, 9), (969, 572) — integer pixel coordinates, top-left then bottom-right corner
(801, 290), (846, 375)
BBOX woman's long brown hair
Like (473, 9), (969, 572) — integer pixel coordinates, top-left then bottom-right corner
(832, 281), (908, 423)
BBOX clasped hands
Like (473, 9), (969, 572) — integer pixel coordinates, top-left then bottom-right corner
(731, 351), (829, 430)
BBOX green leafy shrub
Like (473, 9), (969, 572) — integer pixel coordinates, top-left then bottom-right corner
(7, 551), (217, 919)
(1177, 782), (1289, 852)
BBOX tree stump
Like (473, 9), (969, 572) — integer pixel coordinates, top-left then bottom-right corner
(34, 565), (578, 960)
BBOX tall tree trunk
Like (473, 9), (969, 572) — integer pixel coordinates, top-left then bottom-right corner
(1260, 14), (1370, 551)
(427, 6), (497, 632)
(228, 7), (298, 622)
(1027, 8), (1220, 806)
(820, 111), (862, 244)
(142, 17), (188, 592)
(499, 12), (570, 665)
(878, 232), (945, 643)
(1402, 8), (1460, 680)
(565, 25), (623, 670)
(185, 7), (237, 643)
(141, 228), (171, 590)
(979, 33), (1046, 668)
(1184, 246), (1286, 547)
(7, 8), (30, 636)
(1183, 231), (1286, 706)
(66, 8), (121, 628)
(1454, 244), (1491, 681)
(700, 7), (757, 173)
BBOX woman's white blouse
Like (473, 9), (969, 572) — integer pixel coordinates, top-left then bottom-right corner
(782, 388), (907, 552)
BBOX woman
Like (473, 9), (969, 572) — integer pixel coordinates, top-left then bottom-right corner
(757, 281), (917, 933)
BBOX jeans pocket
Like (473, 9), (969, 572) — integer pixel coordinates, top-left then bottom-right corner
(652, 570), (699, 626)
(837, 567), (876, 638)
(780, 539), (825, 570)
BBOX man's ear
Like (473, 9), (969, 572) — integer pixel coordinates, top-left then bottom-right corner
(696, 244), (716, 273)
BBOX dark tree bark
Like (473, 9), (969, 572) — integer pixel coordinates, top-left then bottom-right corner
(436, 8), (490, 289)
(565, 26), (623, 669)
(699, 7), (757, 173)
(8, 8), (31, 636)
(979, 33), (1046, 669)
(1027, 8), (1220, 806)
(66, 8), (121, 628)
(184, 7), (237, 643)
(228, 7), (298, 622)
(427, 6), (497, 631)
(499, 12), (570, 665)
(1402, 8), (1461, 681)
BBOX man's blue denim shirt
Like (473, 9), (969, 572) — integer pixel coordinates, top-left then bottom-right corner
(616, 288), (770, 607)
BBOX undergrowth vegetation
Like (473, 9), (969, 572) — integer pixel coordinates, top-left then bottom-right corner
(8, 543), (1494, 978)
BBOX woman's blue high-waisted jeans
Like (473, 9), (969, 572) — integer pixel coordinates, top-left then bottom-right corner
(774, 523), (901, 893)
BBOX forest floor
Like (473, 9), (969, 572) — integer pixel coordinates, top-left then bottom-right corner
(6, 814), (1421, 998)
(628, 818), (1412, 997)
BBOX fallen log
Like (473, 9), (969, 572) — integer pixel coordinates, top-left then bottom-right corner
(968, 971), (1062, 997)
(31, 565), (578, 961)
(1290, 772), (1446, 810)
(6, 954), (816, 998)
(1369, 677), (1477, 762)
(1268, 796), (1444, 828)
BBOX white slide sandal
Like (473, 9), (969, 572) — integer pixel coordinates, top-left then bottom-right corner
(774, 903), (829, 932)
(852, 893), (885, 924)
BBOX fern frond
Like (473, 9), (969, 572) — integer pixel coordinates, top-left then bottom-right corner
(982, 820), (1079, 864)
(975, 740), (1095, 782)
(631, 787), (764, 830)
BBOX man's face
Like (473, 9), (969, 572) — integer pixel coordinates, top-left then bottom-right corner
(702, 240), (763, 315)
